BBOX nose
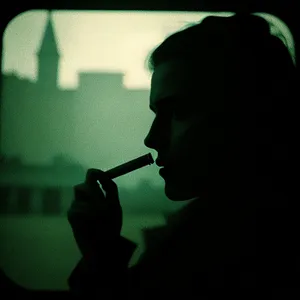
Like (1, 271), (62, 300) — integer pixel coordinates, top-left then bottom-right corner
(143, 125), (155, 149)
(143, 118), (167, 150)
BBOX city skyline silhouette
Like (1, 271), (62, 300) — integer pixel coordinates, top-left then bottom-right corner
(0, 12), (171, 216)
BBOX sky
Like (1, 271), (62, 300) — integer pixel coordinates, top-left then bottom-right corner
(0, 10), (295, 188)
(1, 10), (236, 90)
(1, 10), (294, 90)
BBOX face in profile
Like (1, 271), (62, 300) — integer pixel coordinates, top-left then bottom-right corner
(144, 60), (233, 201)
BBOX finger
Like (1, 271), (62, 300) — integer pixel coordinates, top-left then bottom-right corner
(73, 183), (105, 203)
(85, 168), (119, 205)
(67, 200), (100, 224)
(85, 169), (108, 200)
(68, 199), (92, 214)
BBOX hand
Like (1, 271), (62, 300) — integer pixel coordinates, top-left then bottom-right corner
(67, 168), (123, 257)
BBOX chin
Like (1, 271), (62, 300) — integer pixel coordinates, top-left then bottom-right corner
(164, 184), (200, 201)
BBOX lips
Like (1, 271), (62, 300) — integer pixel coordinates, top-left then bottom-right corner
(155, 158), (165, 167)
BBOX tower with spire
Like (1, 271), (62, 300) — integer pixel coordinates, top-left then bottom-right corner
(36, 11), (60, 88)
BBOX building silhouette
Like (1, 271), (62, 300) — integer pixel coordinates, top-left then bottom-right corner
(0, 12), (151, 215)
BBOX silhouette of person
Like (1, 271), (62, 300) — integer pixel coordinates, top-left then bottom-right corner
(67, 14), (299, 298)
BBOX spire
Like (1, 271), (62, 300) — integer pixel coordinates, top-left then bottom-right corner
(37, 11), (59, 57)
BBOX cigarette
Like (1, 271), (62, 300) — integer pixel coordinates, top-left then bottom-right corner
(105, 153), (154, 179)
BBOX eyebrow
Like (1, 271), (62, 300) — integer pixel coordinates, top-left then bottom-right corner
(149, 96), (175, 112)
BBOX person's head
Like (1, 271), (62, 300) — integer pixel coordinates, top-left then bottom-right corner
(143, 14), (298, 206)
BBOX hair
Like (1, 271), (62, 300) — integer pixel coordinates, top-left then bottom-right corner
(145, 14), (299, 207)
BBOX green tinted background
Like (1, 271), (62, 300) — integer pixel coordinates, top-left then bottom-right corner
(0, 10), (293, 290)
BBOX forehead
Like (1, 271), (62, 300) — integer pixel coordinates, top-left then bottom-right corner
(149, 60), (217, 111)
